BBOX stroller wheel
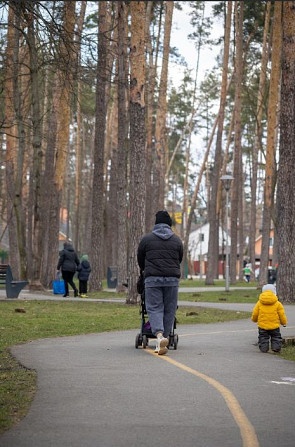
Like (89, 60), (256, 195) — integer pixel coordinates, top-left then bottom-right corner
(173, 334), (178, 350)
(169, 335), (174, 347)
(142, 335), (148, 349)
(135, 334), (140, 349)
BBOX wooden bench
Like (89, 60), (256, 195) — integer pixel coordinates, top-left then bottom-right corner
(0, 264), (28, 298)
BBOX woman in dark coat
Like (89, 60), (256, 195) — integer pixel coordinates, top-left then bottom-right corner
(57, 242), (80, 297)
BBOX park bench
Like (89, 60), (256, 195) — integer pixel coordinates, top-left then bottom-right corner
(0, 264), (28, 298)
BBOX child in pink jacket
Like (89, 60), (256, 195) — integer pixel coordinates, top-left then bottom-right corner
(251, 284), (287, 353)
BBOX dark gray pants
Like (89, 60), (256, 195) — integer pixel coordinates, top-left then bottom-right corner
(258, 327), (282, 352)
(144, 279), (178, 338)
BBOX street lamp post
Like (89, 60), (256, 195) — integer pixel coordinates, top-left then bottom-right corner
(199, 231), (203, 280)
(198, 207), (205, 281)
(220, 174), (234, 292)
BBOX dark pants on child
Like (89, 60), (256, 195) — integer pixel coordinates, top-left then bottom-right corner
(62, 270), (77, 295)
(258, 327), (282, 352)
(79, 280), (88, 294)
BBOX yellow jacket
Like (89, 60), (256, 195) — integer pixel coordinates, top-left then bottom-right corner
(251, 290), (287, 330)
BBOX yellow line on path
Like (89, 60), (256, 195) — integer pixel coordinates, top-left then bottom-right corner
(145, 349), (260, 447)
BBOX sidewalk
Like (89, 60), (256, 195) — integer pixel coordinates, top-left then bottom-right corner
(1, 286), (295, 447)
(0, 307), (294, 447)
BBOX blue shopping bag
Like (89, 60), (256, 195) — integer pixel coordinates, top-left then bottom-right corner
(53, 275), (65, 295)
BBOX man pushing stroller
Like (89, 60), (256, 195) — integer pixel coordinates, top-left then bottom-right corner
(137, 211), (183, 355)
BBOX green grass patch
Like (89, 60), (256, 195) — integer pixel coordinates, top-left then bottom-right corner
(0, 299), (250, 434)
(179, 289), (259, 303)
(280, 345), (295, 362)
(179, 279), (258, 288)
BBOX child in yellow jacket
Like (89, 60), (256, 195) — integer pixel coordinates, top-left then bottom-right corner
(251, 284), (287, 353)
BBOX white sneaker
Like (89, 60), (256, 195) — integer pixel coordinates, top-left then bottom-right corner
(155, 337), (168, 355)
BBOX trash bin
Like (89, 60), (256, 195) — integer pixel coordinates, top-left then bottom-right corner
(107, 266), (117, 288)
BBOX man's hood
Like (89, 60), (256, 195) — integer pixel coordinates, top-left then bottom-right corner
(63, 243), (74, 251)
(152, 223), (174, 240)
(259, 290), (278, 305)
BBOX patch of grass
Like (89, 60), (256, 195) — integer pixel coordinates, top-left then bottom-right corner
(179, 289), (259, 303)
(82, 286), (259, 303)
(0, 299), (249, 434)
(280, 345), (295, 362)
(177, 306), (250, 324)
(0, 351), (36, 433)
(179, 279), (258, 288)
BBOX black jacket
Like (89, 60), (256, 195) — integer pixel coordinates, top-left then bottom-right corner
(77, 260), (91, 281)
(57, 243), (80, 273)
(137, 224), (183, 278)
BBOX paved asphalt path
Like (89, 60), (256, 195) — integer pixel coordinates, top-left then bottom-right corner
(0, 290), (295, 447)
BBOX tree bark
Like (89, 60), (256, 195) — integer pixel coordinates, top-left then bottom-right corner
(74, 1), (86, 253)
(25, 3), (44, 289)
(277, 1), (295, 303)
(206, 1), (232, 284)
(249, 1), (271, 280)
(4, 4), (20, 277)
(127, 1), (146, 304)
(153, 1), (174, 211)
(230, 1), (244, 284)
(259, 1), (282, 286)
(116, 1), (128, 292)
(90, 1), (108, 291)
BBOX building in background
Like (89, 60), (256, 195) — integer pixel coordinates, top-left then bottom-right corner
(188, 223), (231, 277)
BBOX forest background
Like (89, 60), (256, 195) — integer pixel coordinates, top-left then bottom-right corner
(1, 0), (295, 304)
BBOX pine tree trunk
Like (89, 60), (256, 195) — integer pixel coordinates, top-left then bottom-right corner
(230, 1), (244, 284)
(116, 1), (128, 292)
(40, 99), (58, 288)
(206, 1), (232, 285)
(90, 1), (108, 291)
(249, 2), (271, 280)
(153, 1), (174, 211)
(4, 5), (20, 277)
(127, 1), (146, 304)
(276, 2), (295, 303)
(259, 2), (282, 286)
(74, 1), (86, 253)
(145, 1), (159, 232)
(26, 4), (44, 289)
(49, 2), (76, 287)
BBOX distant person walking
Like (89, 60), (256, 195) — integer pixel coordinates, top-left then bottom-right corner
(251, 284), (287, 353)
(57, 241), (79, 297)
(137, 210), (183, 355)
(77, 254), (91, 298)
(243, 263), (253, 282)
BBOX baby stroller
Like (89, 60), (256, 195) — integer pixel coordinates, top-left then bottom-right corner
(135, 289), (179, 350)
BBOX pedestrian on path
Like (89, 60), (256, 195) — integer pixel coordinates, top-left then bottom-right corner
(57, 241), (80, 297)
(137, 210), (183, 355)
(243, 263), (253, 282)
(77, 254), (91, 297)
(251, 284), (287, 353)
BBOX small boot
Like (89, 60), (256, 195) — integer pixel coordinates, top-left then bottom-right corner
(74, 289), (78, 297)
